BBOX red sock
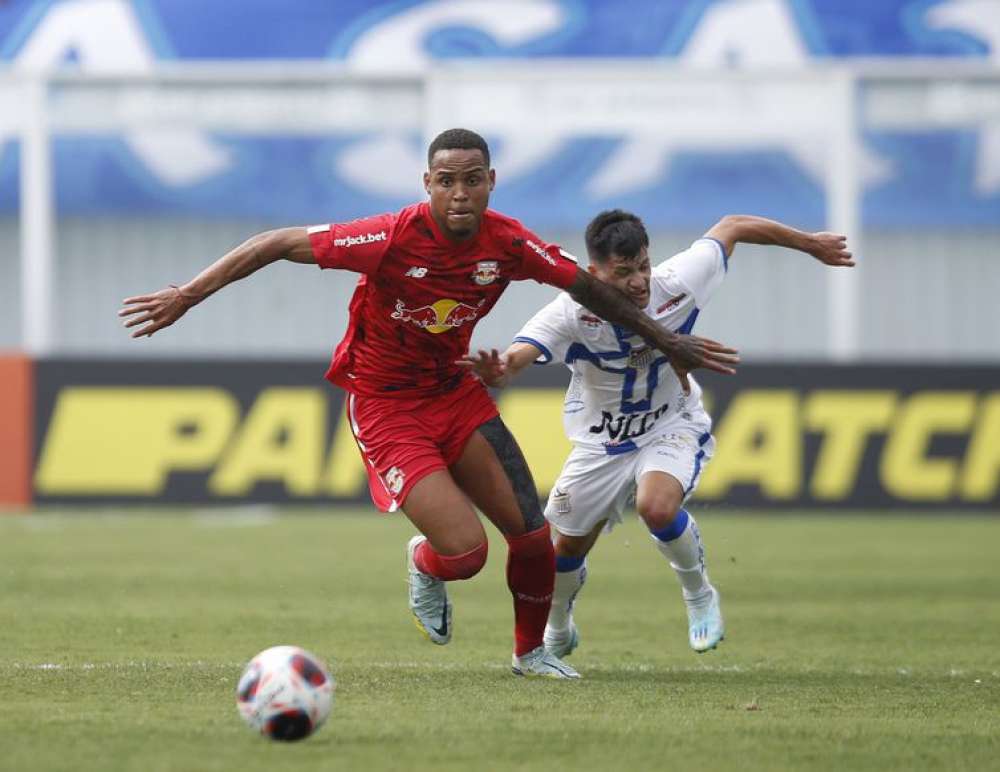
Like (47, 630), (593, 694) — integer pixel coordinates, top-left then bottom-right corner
(414, 540), (488, 581)
(505, 523), (555, 656)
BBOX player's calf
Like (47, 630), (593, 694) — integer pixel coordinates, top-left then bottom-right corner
(544, 520), (602, 657)
(647, 509), (724, 652)
(545, 554), (586, 658)
(647, 509), (709, 597)
(505, 524), (556, 657)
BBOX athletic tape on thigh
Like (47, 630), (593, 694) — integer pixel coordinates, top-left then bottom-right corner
(478, 417), (545, 531)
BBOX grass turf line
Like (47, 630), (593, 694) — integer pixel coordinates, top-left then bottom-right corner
(0, 510), (998, 772)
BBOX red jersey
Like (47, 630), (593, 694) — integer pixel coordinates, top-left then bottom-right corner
(308, 202), (578, 398)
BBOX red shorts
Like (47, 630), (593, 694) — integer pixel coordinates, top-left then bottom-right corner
(345, 376), (500, 512)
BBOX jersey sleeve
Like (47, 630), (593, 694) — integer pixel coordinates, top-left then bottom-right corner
(509, 225), (579, 289)
(512, 294), (576, 365)
(654, 237), (728, 308)
(307, 212), (396, 274)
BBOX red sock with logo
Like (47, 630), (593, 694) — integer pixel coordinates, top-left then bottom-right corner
(505, 523), (555, 656)
(414, 540), (488, 581)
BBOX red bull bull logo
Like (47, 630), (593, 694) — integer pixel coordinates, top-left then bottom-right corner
(471, 260), (500, 286)
(391, 298), (485, 334)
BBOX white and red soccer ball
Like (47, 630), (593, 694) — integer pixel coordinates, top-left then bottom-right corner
(236, 645), (335, 742)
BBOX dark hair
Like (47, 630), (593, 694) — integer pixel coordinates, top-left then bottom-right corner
(585, 209), (649, 264)
(427, 128), (490, 168)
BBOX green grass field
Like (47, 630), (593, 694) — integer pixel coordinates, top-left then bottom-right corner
(1, 509), (998, 772)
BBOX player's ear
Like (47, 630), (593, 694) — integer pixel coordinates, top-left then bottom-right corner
(488, 169), (495, 191)
(587, 263), (599, 276)
(423, 171), (431, 194)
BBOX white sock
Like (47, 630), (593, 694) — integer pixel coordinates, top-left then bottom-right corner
(651, 511), (710, 599)
(547, 559), (587, 631)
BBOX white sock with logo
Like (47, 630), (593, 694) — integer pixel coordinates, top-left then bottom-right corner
(547, 556), (587, 632)
(650, 510), (710, 599)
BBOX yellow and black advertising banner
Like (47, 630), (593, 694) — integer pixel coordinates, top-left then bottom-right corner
(31, 359), (1000, 509)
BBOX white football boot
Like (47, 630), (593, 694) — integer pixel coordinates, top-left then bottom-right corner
(543, 622), (580, 658)
(406, 535), (452, 645)
(511, 646), (581, 679)
(686, 584), (725, 653)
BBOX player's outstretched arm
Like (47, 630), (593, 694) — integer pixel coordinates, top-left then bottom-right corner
(455, 343), (540, 389)
(705, 215), (854, 267)
(118, 227), (315, 338)
(566, 269), (739, 394)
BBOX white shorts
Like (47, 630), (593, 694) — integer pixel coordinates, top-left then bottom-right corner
(544, 414), (715, 537)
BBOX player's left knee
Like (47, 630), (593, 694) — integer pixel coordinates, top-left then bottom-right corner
(446, 540), (489, 579)
(636, 496), (683, 532)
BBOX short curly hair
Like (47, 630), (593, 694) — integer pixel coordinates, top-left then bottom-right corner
(427, 128), (490, 168)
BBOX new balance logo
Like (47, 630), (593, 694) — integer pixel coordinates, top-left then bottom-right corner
(405, 266), (428, 278)
(333, 230), (387, 248)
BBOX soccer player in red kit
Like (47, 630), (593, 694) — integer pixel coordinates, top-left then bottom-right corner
(119, 129), (738, 678)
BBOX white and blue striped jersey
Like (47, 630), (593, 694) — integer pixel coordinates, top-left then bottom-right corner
(513, 237), (728, 454)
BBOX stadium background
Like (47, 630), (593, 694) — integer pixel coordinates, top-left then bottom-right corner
(0, 0), (997, 511)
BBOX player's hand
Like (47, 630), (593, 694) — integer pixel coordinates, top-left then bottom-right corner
(666, 335), (740, 395)
(118, 286), (196, 338)
(807, 232), (854, 267)
(455, 348), (508, 387)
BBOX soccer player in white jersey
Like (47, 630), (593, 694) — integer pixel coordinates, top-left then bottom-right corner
(458, 210), (854, 657)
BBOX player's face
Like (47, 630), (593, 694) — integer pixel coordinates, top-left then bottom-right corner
(423, 149), (495, 241)
(589, 249), (651, 307)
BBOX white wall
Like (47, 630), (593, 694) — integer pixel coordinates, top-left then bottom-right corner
(2, 217), (996, 361)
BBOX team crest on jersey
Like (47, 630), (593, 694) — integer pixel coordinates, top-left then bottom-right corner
(391, 297), (485, 333)
(550, 487), (571, 516)
(579, 313), (603, 329)
(471, 261), (500, 285)
(385, 466), (405, 495)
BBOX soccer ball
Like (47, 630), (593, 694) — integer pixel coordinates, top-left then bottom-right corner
(236, 645), (335, 742)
